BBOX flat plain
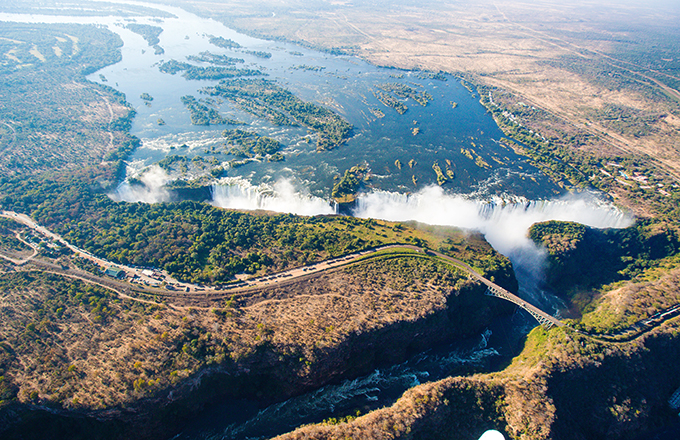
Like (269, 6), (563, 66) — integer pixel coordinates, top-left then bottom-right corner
(182, 0), (680, 215)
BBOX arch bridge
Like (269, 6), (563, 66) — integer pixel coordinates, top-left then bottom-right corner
(428, 249), (564, 330)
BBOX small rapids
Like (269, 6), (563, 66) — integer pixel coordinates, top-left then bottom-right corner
(1, 2), (638, 439)
(132, 179), (631, 439)
(176, 330), (499, 440)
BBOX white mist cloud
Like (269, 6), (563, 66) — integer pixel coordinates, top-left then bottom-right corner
(212, 178), (335, 216)
(114, 173), (633, 299)
(353, 186), (633, 291)
(354, 186), (631, 252)
(210, 181), (632, 270)
(110, 165), (171, 203)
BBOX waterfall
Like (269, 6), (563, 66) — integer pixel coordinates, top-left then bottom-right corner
(110, 165), (171, 203)
(352, 186), (632, 305)
(353, 185), (631, 255)
(211, 178), (335, 216)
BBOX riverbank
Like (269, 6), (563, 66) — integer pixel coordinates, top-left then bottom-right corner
(1, 2), (678, 439)
(275, 319), (680, 440)
(0, 251), (515, 439)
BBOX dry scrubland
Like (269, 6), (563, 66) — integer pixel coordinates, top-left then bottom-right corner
(0, 255), (507, 416)
(0, 19), (517, 434)
(148, 0), (680, 438)
(0, 23), (132, 178)
(1, 1), (680, 439)
(274, 230), (680, 439)
(275, 319), (680, 440)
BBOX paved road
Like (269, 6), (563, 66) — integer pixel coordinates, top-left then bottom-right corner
(1, 210), (564, 326)
(428, 249), (564, 328)
(1, 210), (184, 288)
(6, 210), (679, 337)
(574, 303), (680, 341)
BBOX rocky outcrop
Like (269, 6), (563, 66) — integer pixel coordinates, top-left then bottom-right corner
(0, 261), (515, 440)
(274, 322), (680, 440)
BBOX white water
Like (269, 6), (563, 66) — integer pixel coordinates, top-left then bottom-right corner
(1, 2), (638, 439)
(354, 185), (631, 253)
(353, 186), (632, 289)
(111, 165), (171, 203)
(211, 178), (335, 216)
(205, 180), (631, 316)
(188, 329), (499, 440)
(209, 181), (631, 283)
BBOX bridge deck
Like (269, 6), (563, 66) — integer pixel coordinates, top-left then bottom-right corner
(1, 210), (564, 328)
(431, 250), (564, 329)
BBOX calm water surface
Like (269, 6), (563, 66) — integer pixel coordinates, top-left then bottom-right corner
(0, 3), (629, 439)
(2, 0), (560, 201)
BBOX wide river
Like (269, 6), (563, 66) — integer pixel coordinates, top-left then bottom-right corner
(2, 1), (633, 439)
(102, 2), (559, 202)
(3, 0), (565, 206)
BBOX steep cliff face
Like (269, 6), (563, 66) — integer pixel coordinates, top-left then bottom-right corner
(168, 185), (213, 202)
(274, 322), (680, 440)
(510, 325), (680, 440)
(545, 331), (680, 439)
(0, 256), (515, 440)
(528, 220), (680, 297)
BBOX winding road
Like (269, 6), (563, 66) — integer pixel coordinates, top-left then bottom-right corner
(1, 210), (564, 327)
(0, 231), (37, 265)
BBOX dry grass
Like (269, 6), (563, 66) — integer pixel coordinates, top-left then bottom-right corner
(0, 255), (494, 412)
(183, 0), (680, 185)
(0, 76), (129, 177)
(0, 23), (130, 178)
(277, 316), (680, 440)
(579, 258), (680, 333)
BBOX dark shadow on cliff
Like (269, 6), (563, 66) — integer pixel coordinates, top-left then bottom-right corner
(529, 219), (680, 305)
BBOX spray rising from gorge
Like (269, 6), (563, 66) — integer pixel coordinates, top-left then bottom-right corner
(353, 186), (632, 276)
(176, 182), (631, 439)
(209, 179), (631, 257)
(93, 0), (633, 303)
(115, 174), (632, 295)
(211, 179), (335, 216)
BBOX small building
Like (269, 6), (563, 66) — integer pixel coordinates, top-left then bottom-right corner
(669, 387), (680, 410)
(105, 266), (126, 279)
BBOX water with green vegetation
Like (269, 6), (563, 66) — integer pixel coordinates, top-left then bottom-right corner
(0, 1), (560, 208)
(0, 2), (635, 440)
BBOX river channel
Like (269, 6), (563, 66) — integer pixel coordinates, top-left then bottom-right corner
(1, 1), (634, 439)
(3, 0), (562, 205)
